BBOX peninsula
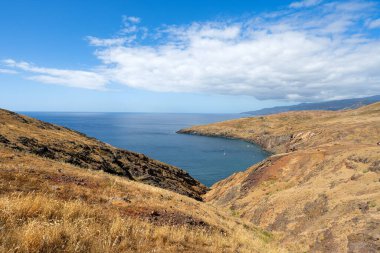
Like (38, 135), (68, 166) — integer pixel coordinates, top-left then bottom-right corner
(179, 102), (380, 252)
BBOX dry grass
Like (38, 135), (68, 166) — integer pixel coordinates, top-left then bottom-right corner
(179, 102), (380, 154)
(0, 194), (271, 253)
(0, 148), (286, 253)
(180, 103), (380, 252)
(0, 108), (207, 199)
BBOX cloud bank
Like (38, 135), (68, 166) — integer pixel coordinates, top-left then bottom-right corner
(4, 1), (380, 101)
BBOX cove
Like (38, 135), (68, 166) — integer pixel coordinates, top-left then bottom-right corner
(22, 112), (270, 187)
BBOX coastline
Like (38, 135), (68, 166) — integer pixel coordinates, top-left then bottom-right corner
(0, 108), (208, 200)
(177, 104), (380, 252)
(176, 128), (276, 155)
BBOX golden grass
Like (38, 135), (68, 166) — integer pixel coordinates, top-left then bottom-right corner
(0, 108), (207, 199)
(0, 194), (262, 253)
(0, 148), (286, 253)
(179, 102), (380, 154)
(180, 103), (380, 252)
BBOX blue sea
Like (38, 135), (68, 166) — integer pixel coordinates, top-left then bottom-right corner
(22, 112), (269, 186)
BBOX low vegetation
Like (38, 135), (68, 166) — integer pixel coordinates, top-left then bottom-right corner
(179, 103), (380, 252)
(0, 148), (286, 252)
(3, 102), (379, 252)
(0, 108), (206, 200)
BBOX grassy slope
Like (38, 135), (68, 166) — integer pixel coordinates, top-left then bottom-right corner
(0, 111), (287, 252)
(0, 148), (287, 253)
(179, 103), (380, 252)
(0, 108), (206, 200)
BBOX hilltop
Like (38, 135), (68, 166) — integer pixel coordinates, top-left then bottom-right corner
(0, 109), (285, 252)
(179, 102), (380, 252)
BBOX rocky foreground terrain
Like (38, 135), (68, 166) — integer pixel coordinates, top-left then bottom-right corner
(179, 102), (380, 252)
(0, 108), (285, 253)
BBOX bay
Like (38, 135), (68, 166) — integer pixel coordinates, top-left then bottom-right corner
(22, 112), (269, 187)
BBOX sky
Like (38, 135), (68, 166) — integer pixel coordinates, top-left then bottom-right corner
(1, 0), (380, 113)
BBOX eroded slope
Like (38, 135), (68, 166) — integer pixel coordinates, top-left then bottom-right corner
(0, 148), (285, 253)
(179, 103), (380, 252)
(0, 109), (206, 200)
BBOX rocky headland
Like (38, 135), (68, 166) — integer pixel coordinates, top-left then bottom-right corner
(178, 103), (380, 252)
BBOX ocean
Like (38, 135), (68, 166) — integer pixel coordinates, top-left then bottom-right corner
(22, 112), (269, 187)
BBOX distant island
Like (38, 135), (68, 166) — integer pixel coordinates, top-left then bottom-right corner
(243, 95), (380, 116)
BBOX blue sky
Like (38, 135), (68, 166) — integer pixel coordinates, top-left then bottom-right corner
(1, 0), (380, 113)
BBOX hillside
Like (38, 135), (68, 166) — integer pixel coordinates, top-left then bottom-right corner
(0, 109), (286, 252)
(179, 103), (380, 252)
(0, 148), (286, 252)
(243, 95), (380, 116)
(0, 109), (206, 200)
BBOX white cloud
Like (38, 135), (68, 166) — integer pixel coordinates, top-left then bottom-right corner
(4, 59), (108, 89)
(96, 29), (380, 100)
(92, 1), (380, 101)
(368, 18), (380, 29)
(87, 36), (128, 47)
(121, 15), (143, 35)
(5, 1), (380, 101)
(123, 15), (140, 24)
(0, 68), (17, 74)
(290, 0), (322, 8)
(85, 16), (145, 47)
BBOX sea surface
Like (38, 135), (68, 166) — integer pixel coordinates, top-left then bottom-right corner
(22, 112), (269, 186)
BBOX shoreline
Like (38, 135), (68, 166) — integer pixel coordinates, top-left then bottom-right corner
(177, 104), (380, 251)
(176, 128), (279, 154)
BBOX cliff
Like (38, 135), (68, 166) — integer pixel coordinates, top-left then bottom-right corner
(179, 103), (380, 252)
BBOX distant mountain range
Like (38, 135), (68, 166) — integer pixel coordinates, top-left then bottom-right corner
(243, 95), (380, 115)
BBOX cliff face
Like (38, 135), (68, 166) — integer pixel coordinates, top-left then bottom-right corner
(179, 103), (380, 252)
(0, 109), (207, 200)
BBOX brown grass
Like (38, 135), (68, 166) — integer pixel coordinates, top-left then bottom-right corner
(0, 148), (286, 253)
(179, 102), (380, 154)
(179, 103), (380, 252)
(0, 108), (207, 200)
(0, 194), (268, 253)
